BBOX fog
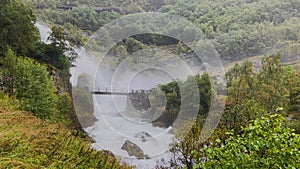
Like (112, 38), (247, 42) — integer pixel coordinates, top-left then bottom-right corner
(37, 22), (203, 169)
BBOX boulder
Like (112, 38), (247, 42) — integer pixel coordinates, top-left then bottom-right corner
(134, 132), (159, 145)
(121, 140), (144, 159)
(134, 131), (152, 142)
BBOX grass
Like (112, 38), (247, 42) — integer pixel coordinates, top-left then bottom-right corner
(0, 96), (132, 169)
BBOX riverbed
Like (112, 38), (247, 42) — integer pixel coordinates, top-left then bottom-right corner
(36, 22), (175, 169)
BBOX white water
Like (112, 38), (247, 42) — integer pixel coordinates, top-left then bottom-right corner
(73, 48), (174, 169)
(35, 22), (51, 44)
(36, 22), (174, 169)
(87, 95), (173, 168)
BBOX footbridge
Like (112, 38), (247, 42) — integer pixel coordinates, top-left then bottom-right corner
(90, 89), (151, 111)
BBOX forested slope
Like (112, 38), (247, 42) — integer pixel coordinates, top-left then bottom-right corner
(24, 0), (300, 62)
(2, 0), (300, 168)
(0, 1), (131, 168)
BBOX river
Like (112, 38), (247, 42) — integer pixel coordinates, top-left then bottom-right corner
(36, 22), (174, 169)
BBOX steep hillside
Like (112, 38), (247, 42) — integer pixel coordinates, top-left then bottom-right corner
(0, 96), (131, 169)
(24, 0), (300, 63)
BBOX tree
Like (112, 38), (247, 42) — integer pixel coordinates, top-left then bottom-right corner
(151, 73), (214, 128)
(33, 26), (76, 72)
(223, 54), (299, 133)
(166, 118), (203, 169)
(2, 50), (58, 119)
(0, 0), (39, 56)
(15, 57), (58, 119)
(48, 25), (68, 51)
(196, 73), (214, 115)
(288, 69), (300, 112)
(256, 54), (290, 112)
(158, 54), (300, 168)
(123, 37), (145, 54)
(198, 114), (300, 169)
(155, 73), (215, 169)
(0, 49), (17, 96)
(223, 61), (258, 133)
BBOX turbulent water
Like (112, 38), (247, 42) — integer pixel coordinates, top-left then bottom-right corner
(73, 47), (175, 169)
(36, 22), (174, 169)
(87, 95), (174, 168)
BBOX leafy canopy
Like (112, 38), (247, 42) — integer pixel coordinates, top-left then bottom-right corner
(0, 0), (39, 56)
(2, 49), (58, 119)
(198, 114), (300, 169)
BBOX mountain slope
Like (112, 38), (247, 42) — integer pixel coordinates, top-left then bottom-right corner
(0, 98), (131, 169)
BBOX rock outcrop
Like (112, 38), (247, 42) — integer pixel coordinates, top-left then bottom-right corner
(121, 140), (144, 159)
(134, 131), (153, 142)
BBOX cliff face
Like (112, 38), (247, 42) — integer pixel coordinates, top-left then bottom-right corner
(49, 66), (84, 130)
(66, 76), (85, 130)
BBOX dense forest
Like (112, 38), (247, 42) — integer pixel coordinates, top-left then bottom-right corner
(1, 0), (300, 168)
(0, 0), (131, 168)
(154, 54), (300, 168)
(24, 0), (300, 62)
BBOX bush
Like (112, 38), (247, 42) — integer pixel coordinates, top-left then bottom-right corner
(0, 92), (21, 111)
(2, 49), (58, 119)
(198, 114), (300, 169)
(14, 56), (58, 119)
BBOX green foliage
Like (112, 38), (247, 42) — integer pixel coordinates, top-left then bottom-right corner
(160, 0), (300, 61)
(72, 87), (96, 128)
(2, 50), (58, 119)
(152, 80), (181, 127)
(0, 1), (76, 121)
(0, 49), (17, 96)
(32, 26), (76, 72)
(25, 0), (122, 45)
(0, 91), (21, 111)
(289, 72), (300, 112)
(256, 54), (290, 111)
(0, 111), (131, 169)
(29, 0), (300, 61)
(56, 92), (72, 123)
(168, 118), (204, 169)
(6, 1), (300, 168)
(35, 42), (73, 71)
(14, 57), (58, 119)
(152, 73), (214, 128)
(0, 0), (39, 56)
(57, 92), (72, 115)
(158, 55), (300, 168)
(224, 54), (300, 133)
(224, 60), (262, 132)
(122, 37), (145, 54)
(48, 25), (68, 50)
(177, 42), (188, 54)
(0, 2), (132, 168)
(24, 0), (300, 61)
(197, 114), (300, 169)
(132, 34), (179, 46)
(195, 73), (214, 115)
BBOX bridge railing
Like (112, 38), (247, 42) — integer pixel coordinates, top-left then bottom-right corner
(90, 88), (151, 95)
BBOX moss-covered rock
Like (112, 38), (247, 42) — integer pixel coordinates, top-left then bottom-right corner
(121, 140), (144, 159)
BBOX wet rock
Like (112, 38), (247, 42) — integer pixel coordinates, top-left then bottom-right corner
(134, 131), (153, 142)
(151, 107), (165, 121)
(135, 131), (159, 145)
(121, 140), (144, 159)
(144, 155), (150, 159)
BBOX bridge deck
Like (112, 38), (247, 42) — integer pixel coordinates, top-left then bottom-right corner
(90, 90), (151, 110)
(91, 91), (129, 95)
(90, 89), (150, 95)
